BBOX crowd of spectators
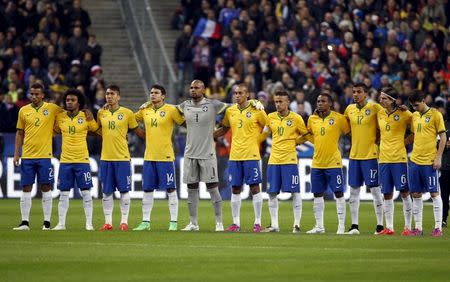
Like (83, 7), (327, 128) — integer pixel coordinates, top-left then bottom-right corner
(0, 0), (104, 133)
(174, 0), (450, 121)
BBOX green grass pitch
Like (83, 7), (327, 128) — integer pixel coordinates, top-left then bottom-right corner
(0, 199), (449, 281)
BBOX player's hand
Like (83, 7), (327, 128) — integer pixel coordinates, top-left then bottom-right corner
(433, 156), (442, 170)
(249, 99), (265, 111)
(398, 105), (408, 111)
(139, 101), (153, 110)
(446, 140), (450, 149)
(102, 103), (110, 110)
(13, 154), (20, 166)
(82, 109), (94, 121)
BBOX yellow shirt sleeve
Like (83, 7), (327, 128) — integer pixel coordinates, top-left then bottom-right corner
(135, 110), (143, 123)
(128, 110), (138, 129)
(171, 106), (185, 125)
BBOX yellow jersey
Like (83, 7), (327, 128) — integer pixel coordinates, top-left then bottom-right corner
(97, 106), (138, 161)
(411, 108), (446, 165)
(377, 109), (412, 163)
(135, 103), (185, 161)
(344, 102), (383, 160)
(55, 111), (98, 163)
(267, 111), (308, 164)
(222, 103), (267, 160)
(16, 102), (63, 159)
(307, 111), (350, 168)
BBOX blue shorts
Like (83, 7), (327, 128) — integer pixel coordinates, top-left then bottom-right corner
(58, 163), (93, 191)
(408, 162), (438, 193)
(100, 161), (131, 193)
(311, 168), (345, 194)
(379, 163), (408, 194)
(267, 164), (300, 193)
(228, 160), (262, 186)
(143, 161), (176, 191)
(348, 159), (379, 187)
(20, 158), (54, 187)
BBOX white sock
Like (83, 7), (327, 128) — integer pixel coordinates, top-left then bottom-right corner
(58, 191), (70, 226)
(208, 187), (222, 224)
(168, 190), (178, 222)
(336, 196), (346, 228)
(20, 191), (32, 222)
(102, 193), (113, 225)
(371, 187), (384, 226)
(268, 194), (279, 228)
(412, 197), (423, 230)
(120, 192), (130, 224)
(349, 187), (360, 225)
(401, 195), (412, 230)
(81, 190), (93, 226)
(42, 191), (53, 222)
(432, 195), (443, 229)
(142, 191), (154, 222)
(252, 192), (262, 225)
(384, 199), (394, 230)
(292, 192), (302, 227)
(231, 193), (241, 226)
(313, 197), (324, 229)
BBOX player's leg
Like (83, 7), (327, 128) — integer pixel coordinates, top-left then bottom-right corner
(408, 162), (424, 236)
(379, 164), (394, 235)
(182, 158), (200, 230)
(201, 158), (223, 231)
(348, 160), (363, 233)
(134, 161), (156, 231)
(362, 159), (384, 234)
(329, 168), (346, 234)
(281, 164), (302, 233)
(244, 161), (263, 232)
(13, 159), (37, 230)
(307, 169), (326, 234)
(53, 164), (73, 230)
(439, 170), (450, 227)
(389, 163), (412, 235)
(74, 163), (94, 230)
(37, 159), (54, 230)
(425, 166), (443, 236)
(157, 161), (178, 231)
(115, 161), (131, 231)
(264, 165), (281, 232)
(100, 161), (114, 231)
(227, 161), (242, 231)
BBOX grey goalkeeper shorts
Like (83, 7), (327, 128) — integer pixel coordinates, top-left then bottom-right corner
(183, 157), (218, 184)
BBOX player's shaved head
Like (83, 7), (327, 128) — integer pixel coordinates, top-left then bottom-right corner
(191, 80), (205, 89)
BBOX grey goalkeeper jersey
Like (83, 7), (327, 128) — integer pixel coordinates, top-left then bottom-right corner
(177, 98), (227, 159)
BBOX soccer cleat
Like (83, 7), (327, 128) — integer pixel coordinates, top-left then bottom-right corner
(443, 221), (447, 228)
(253, 224), (262, 233)
(85, 224), (94, 231)
(306, 226), (325, 234)
(292, 225), (301, 234)
(133, 222), (151, 231)
(42, 221), (51, 230)
(408, 228), (423, 236)
(262, 226), (280, 233)
(225, 224), (240, 232)
(181, 222), (199, 231)
(99, 223), (113, 231)
(379, 228), (395, 235)
(374, 225), (384, 235)
(13, 221), (30, 231)
(168, 221), (177, 231)
(431, 228), (443, 237)
(346, 224), (360, 235)
(52, 223), (66, 231)
(336, 225), (346, 235)
(215, 222), (224, 232)
(401, 228), (412, 236)
(119, 223), (129, 231)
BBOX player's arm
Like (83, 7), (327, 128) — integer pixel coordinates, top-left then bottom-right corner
(434, 132), (447, 170)
(94, 111), (103, 136)
(296, 132), (313, 145)
(134, 126), (145, 139)
(214, 125), (230, 138)
(404, 133), (414, 145)
(258, 126), (271, 143)
(14, 129), (24, 166)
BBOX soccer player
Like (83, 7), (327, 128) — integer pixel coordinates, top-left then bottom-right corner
(133, 84), (185, 231)
(263, 91), (308, 233)
(344, 83), (384, 235)
(303, 92), (350, 234)
(407, 90), (446, 236)
(377, 87), (413, 235)
(96, 85), (144, 231)
(52, 89), (98, 231)
(13, 83), (63, 230)
(214, 84), (267, 232)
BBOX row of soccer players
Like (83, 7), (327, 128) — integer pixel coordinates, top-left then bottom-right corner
(12, 81), (445, 236)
